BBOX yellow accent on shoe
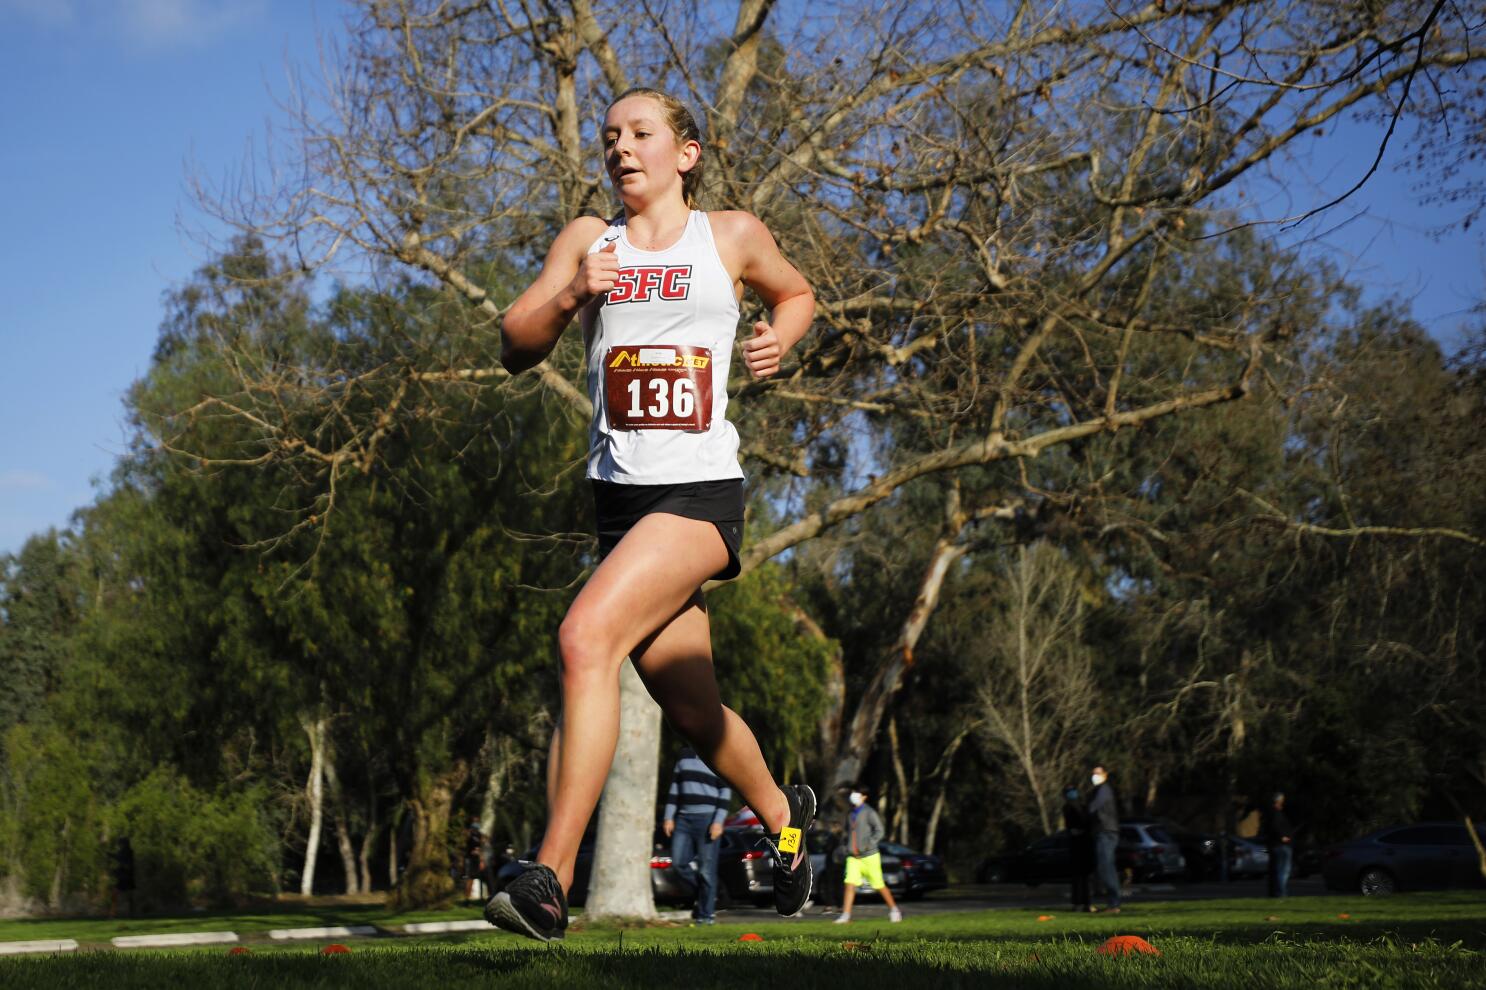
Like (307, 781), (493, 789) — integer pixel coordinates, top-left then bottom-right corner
(778, 826), (802, 854)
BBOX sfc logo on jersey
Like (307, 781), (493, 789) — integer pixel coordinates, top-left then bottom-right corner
(605, 265), (693, 305)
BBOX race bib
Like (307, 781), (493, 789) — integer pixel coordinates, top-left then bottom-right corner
(604, 345), (713, 431)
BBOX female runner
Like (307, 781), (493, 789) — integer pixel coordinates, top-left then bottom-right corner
(484, 88), (816, 942)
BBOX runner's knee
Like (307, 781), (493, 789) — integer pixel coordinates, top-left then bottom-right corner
(557, 614), (619, 680)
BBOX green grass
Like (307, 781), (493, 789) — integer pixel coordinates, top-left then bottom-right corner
(0, 899), (489, 943)
(3, 893), (1484, 988)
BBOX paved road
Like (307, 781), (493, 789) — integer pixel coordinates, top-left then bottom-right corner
(690, 876), (1330, 925)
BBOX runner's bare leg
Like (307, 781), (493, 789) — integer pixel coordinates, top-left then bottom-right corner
(537, 512), (785, 892)
(630, 592), (791, 831)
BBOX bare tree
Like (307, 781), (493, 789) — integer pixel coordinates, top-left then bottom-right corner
(164, 0), (1486, 906)
(974, 542), (1103, 836)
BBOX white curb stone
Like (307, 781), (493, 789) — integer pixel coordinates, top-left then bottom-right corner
(401, 919), (490, 934)
(268, 925), (378, 940)
(0, 939), (80, 955)
(112, 931), (239, 948)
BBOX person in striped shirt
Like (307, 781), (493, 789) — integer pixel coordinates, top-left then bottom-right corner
(662, 748), (733, 923)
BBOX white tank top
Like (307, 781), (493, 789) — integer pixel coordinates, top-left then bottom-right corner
(583, 211), (745, 484)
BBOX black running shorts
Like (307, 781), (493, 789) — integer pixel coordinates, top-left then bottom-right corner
(591, 479), (744, 581)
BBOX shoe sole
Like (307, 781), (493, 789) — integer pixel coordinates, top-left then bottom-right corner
(484, 892), (563, 943)
(776, 784), (817, 917)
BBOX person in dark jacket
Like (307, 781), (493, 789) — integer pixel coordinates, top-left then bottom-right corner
(1262, 792), (1295, 897)
(817, 797), (848, 911)
(1061, 786), (1095, 912)
(1086, 764), (1121, 912)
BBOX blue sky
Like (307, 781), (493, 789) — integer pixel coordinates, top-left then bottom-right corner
(1, 2), (1482, 556)
(0, 0), (350, 555)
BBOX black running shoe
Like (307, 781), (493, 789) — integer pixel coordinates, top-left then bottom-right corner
(485, 862), (568, 942)
(766, 784), (816, 916)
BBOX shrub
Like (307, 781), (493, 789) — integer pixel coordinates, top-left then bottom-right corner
(110, 767), (278, 908)
(0, 724), (106, 910)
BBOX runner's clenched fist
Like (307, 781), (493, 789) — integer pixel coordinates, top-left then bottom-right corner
(570, 241), (620, 303)
(742, 321), (781, 379)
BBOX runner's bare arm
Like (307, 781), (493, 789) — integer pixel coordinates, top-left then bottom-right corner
(501, 216), (614, 374)
(714, 212), (814, 380)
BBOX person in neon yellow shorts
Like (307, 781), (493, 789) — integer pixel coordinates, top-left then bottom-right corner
(834, 783), (902, 924)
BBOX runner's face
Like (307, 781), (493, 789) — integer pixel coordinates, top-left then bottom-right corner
(601, 96), (697, 204)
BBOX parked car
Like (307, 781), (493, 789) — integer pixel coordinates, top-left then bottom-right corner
(798, 827), (908, 900)
(1294, 841), (1324, 879)
(1322, 823), (1486, 895)
(1117, 822), (1187, 882)
(878, 841), (948, 899)
(1122, 817), (1219, 880)
(494, 830), (692, 907)
(980, 819), (1186, 887)
(714, 827), (777, 906)
(1227, 836), (1270, 878)
(976, 831), (1076, 886)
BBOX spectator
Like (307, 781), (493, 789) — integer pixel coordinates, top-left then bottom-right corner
(1061, 786), (1095, 912)
(462, 818), (486, 902)
(1087, 764), (1121, 914)
(818, 817), (847, 911)
(662, 747), (732, 924)
(833, 783), (902, 924)
(1263, 792), (1295, 898)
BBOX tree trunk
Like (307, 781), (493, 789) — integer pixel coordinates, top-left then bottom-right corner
(299, 714), (327, 897)
(480, 731), (517, 842)
(391, 760), (469, 910)
(888, 717), (911, 843)
(358, 819), (378, 894)
(323, 745), (360, 895)
(585, 659), (662, 920)
(923, 730), (968, 855)
(829, 536), (967, 791)
(49, 818), (68, 910)
(1464, 815), (1486, 881)
(388, 803), (403, 891)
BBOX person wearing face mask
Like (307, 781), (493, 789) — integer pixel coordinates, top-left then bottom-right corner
(1061, 786), (1095, 913)
(1086, 765), (1122, 913)
(833, 784), (902, 924)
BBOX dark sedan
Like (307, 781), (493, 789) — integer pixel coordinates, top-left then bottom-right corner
(978, 820), (1186, 885)
(714, 827), (777, 906)
(1322, 822), (1486, 895)
(977, 831), (1074, 885)
(878, 841), (948, 899)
